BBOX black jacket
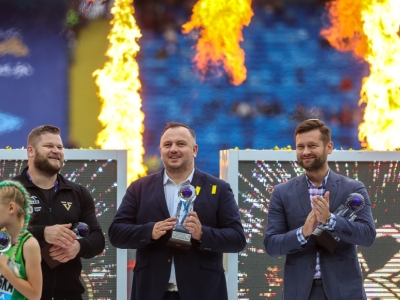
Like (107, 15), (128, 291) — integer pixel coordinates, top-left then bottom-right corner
(14, 167), (105, 299)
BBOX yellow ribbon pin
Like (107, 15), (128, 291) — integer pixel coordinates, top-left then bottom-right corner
(196, 186), (201, 195)
(211, 185), (217, 194)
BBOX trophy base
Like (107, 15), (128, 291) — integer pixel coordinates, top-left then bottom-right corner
(311, 226), (339, 254)
(166, 226), (192, 250)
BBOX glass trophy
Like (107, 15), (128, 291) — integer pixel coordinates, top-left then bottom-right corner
(72, 222), (90, 239)
(167, 184), (197, 250)
(0, 231), (12, 253)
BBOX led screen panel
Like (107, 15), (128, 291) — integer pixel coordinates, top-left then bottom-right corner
(221, 150), (400, 300)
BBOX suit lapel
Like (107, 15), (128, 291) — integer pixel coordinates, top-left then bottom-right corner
(154, 170), (170, 218)
(325, 171), (340, 211)
(295, 173), (312, 214)
(190, 169), (206, 205)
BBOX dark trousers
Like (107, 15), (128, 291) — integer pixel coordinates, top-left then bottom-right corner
(163, 291), (181, 300)
(308, 280), (328, 300)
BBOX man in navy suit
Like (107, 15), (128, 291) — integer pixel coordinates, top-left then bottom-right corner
(264, 119), (375, 300)
(109, 122), (246, 300)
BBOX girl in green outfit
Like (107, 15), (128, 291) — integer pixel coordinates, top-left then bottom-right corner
(0, 180), (42, 300)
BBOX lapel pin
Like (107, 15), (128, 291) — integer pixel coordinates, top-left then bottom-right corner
(212, 185), (217, 194)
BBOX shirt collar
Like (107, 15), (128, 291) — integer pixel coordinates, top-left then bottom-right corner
(163, 168), (195, 186)
(305, 169), (330, 188)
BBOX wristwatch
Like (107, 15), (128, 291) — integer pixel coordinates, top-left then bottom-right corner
(325, 214), (332, 226)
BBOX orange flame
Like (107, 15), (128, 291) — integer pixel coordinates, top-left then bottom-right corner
(93, 0), (147, 183)
(182, 0), (253, 86)
(322, 0), (400, 150)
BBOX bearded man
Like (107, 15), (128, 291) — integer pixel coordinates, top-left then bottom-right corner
(14, 125), (105, 300)
(264, 119), (375, 300)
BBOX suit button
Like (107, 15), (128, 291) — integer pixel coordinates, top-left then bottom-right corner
(168, 259), (171, 263)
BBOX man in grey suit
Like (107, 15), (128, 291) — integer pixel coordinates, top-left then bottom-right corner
(264, 119), (376, 300)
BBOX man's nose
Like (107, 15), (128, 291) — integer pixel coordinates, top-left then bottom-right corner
(51, 146), (61, 153)
(303, 147), (311, 154)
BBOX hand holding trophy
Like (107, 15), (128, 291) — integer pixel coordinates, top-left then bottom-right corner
(312, 192), (365, 253)
(167, 184), (197, 250)
(41, 223), (90, 269)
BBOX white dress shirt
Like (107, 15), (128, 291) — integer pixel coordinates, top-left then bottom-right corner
(163, 168), (195, 287)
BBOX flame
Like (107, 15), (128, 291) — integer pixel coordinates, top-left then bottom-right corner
(182, 0), (253, 85)
(322, 0), (400, 150)
(93, 0), (147, 183)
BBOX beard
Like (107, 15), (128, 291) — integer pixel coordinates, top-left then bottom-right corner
(297, 155), (327, 172)
(33, 152), (63, 176)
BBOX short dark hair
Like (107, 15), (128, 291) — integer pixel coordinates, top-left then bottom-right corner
(27, 125), (61, 147)
(294, 119), (331, 145)
(160, 122), (196, 141)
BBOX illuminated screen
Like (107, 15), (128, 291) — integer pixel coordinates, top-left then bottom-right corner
(0, 159), (117, 300)
(238, 160), (400, 299)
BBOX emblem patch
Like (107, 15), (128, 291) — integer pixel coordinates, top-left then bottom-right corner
(61, 201), (72, 211)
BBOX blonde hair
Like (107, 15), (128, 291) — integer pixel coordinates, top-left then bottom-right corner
(0, 180), (31, 277)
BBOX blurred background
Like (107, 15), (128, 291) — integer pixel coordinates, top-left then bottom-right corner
(0, 0), (368, 178)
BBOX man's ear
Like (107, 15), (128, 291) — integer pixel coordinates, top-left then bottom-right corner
(326, 141), (333, 154)
(27, 145), (35, 158)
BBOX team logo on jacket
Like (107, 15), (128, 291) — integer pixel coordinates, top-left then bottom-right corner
(61, 201), (72, 211)
(30, 195), (41, 213)
(30, 196), (40, 205)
